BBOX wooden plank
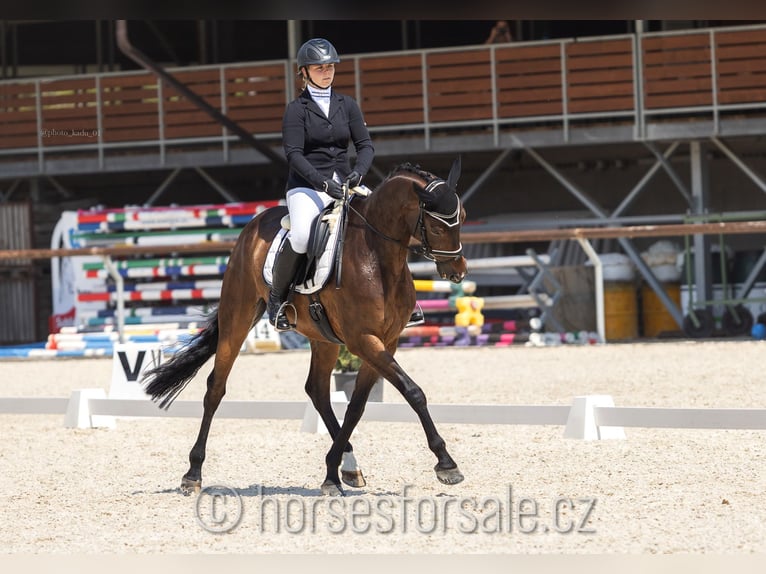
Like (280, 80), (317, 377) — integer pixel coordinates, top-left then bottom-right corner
(715, 28), (766, 45)
(430, 91), (492, 106)
(226, 93), (286, 108)
(495, 44), (561, 61)
(718, 87), (766, 104)
(717, 73), (766, 90)
(717, 59), (766, 75)
(164, 109), (220, 125)
(101, 74), (157, 89)
(172, 69), (220, 83)
(566, 38), (633, 56)
(223, 118), (282, 134)
(164, 124), (222, 139)
(0, 135), (37, 149)
(430, 106), (492, 122)
(40, 92), (98, 106)
(101, 101), (160, 116)
(40, 78), (96, 92)
(427, 50), (491, 66)
(361, 70), (423, 86)
(500, 85), (563, 104)
(569, 96), (635, 113)
(359, 82), (421, 98)
(364, 109), (424, 125)
(428, 77), (493, 94)
(644, 62), (713, 80)
(0, 110), (38, 123)
(716, 43), (766, 60)
(362, 97), (423, 113)
(428, 65), (491, 81)
(360, 55), (422, 71)
(567, 53), (633, 71)
(568, 82), (634, 99)
(102, 127), (159, 142)
(163, 97), (222, 112)
(40, 107), (97, 121)
(643, 48), (711, 66)
(643, 92), (712, 108)
(498, 101), (563, 117)
(101, 114), (158, 129)
(0, 121), (37, 136)
(642, 33), (709, 51)
(644, 77), (712, 95)
(497, 72), (562, 90)
(568, 68), (635, 84)
(497, 59), (561, 75)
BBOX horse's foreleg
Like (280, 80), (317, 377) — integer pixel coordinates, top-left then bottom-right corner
(386, 361), (464, 485)
(305, 341), (363, 488)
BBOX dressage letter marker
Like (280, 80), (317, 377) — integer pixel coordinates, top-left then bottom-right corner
(110, 343), (163, 400)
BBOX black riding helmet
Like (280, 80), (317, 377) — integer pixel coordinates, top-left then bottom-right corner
(296, 38), (340, 70)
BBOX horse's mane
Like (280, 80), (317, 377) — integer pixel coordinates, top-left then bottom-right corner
(386, 162), (458, 215)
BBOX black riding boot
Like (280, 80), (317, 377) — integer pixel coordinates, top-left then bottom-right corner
(267, 238), (304, 331)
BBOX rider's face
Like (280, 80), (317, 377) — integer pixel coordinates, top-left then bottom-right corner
(307, 63), (335, 88)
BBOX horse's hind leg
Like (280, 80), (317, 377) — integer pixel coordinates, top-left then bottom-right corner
(305, 340), (365, 488)
(181, 299), (264, 495)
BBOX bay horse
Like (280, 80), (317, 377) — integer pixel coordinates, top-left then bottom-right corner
(141, 160), (468, 496)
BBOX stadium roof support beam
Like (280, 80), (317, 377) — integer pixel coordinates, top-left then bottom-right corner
(194, 167), (239, 203)
(611, 142), (680, 218)
(116, 20), (286, 168)
(0, 179), (22, 203)
(518, 139), (685, 328)
(710, 136), (766, 195)
(459, 148), (513, 206)
(643, 141), (693, 208)
(144, 167), (182, 206)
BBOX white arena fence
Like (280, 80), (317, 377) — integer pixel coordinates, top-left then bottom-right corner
(3, 391), (766, 440)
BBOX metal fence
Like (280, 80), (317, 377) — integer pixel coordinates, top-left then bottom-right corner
(3, 23), (766, 173)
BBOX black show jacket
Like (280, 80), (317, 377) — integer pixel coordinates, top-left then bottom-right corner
(282, 89), (375, 192)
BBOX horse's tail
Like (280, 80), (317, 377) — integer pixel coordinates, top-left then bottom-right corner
(142, 311), (220, 409)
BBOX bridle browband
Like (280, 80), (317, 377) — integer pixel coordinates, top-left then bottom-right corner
(348, 173), (463, 262)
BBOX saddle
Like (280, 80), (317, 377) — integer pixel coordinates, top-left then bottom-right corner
(263, 201), (347, 343)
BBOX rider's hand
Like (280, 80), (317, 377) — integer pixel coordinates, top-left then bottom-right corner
(322, 179), (344, 199)
(344, 170), (362, 189)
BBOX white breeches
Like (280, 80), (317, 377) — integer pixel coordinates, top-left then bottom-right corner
(285, 186), (335, 254)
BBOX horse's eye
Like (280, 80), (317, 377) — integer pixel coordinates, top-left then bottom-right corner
(429, 223), (445, 236)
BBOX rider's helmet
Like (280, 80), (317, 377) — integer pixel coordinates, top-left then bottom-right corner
(296, 38), (340, 70)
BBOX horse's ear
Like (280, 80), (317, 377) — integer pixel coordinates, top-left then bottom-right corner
(446, 155), (461, 192)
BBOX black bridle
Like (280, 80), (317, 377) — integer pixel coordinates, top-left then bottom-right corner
(347, 176), (464, 262)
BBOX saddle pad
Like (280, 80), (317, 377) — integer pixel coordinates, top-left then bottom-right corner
(263, 206), (343, 295)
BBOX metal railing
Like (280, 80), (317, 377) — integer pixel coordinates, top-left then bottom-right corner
(3, 23), (766, 173)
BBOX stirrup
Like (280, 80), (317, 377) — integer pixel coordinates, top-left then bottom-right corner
(405, 303), (425, 328)
(274, 301), (297, 332)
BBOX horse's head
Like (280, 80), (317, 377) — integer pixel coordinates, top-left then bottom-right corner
(405, 158), (468, 283)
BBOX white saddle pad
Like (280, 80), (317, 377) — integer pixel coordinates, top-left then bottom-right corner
(263, 205), (343, 295)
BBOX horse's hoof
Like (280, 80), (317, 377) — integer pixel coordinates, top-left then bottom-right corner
(341, 469), (366, 488)
(434, 464), (464, 485)
(180, 477), (201, 496)
(321, 480), (345, 497)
